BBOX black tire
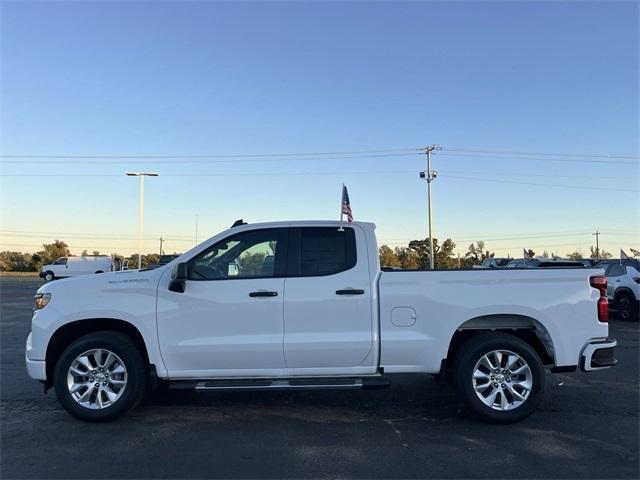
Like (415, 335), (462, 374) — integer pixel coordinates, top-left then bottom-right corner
(53, 331), (147, 422)
(616, 292), (639, 322)
(453, 332), (545, 424)
(43, 271), (54, 282)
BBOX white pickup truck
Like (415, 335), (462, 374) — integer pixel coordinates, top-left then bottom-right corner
(26, 220), (617, 423)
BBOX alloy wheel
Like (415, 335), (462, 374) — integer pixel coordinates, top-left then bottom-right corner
(66, 349), (128, 409)
(472, 349), (532, 411)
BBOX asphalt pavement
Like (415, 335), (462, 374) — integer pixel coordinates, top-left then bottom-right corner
(1, 276), (638, 479)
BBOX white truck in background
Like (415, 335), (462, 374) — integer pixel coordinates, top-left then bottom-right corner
(26, 220), (617, 423)
(39, 256), (127, 282)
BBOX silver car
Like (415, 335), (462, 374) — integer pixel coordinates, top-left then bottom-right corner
(596, 259), (640, 321)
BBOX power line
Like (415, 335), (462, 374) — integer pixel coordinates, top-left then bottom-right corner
(0, 170), (417, 177)
(3, 146), (637, 160)
(2, 170), (637, 189)
(444, 147), (640, 160)
(0, 148), (419, 160)
(438, 174), (638, 193)
(437, 152), (637, 166)
(438, 170), (638, 181)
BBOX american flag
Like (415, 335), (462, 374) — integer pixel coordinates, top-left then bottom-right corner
(341, 184), (353, 222)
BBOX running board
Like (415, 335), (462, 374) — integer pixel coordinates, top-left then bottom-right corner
(169, 377), (390, 392)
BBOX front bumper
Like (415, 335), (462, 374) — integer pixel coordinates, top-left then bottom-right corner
(25, 332), (47, 381)
(580, 339), (617, 371)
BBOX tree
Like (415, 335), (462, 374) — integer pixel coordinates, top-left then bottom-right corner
(36, 241), (70, 269)
(465, 241), (494, 265)
(526, 249), (535, 259)
(0, 251), (35, 272)
(590, 246), (612, 260)
(394, 247), (419, 269)
(128, 253), (160, 269)
(630, 248), (640, 258)
(407, 239), (432, 270)
(237, 252), (266, 276)
(379, 245), (400, 268)
(566, 251), (583, 260)
(436, 238), (458, 269)
(81, 250), (88, 257)
(406, 237), (457, 270)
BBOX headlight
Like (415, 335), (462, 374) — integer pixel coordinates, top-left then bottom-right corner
(34, 292), (51, 310)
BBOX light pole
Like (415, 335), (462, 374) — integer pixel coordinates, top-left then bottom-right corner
(125, 172), (159, 269)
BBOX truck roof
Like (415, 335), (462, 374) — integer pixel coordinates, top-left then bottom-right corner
(230, 220), (376, 230)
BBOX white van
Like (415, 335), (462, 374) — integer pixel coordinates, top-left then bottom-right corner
(39, 256), (114, 282)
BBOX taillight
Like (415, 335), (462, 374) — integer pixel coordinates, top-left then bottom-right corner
(590, 275), (608, 322)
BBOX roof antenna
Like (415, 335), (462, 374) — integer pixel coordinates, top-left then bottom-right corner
(231, 219), (247, 228)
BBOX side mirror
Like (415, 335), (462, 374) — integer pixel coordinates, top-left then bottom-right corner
(168, 262), (187, 293)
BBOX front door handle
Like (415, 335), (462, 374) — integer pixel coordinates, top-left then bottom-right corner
(336, 289), (365, 295)
(249, 291), (278, 297)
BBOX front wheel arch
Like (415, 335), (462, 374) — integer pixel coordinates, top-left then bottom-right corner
(45, 318), (150, 389)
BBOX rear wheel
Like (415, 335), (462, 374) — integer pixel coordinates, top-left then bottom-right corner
(616, 292), (639, 321)
(454, 333), (545, 423)
(43, 271), (54, 282)
(53, 331), (147, 421)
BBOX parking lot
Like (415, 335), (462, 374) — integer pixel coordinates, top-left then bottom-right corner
(1, 276), (638, 479)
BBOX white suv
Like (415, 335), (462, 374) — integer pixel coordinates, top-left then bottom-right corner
(597, 259), (640, 321)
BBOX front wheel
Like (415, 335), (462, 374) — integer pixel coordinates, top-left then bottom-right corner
(454, 333), (545, 424)
(43, 271), (54, 282)
(53, 331), (147, 422)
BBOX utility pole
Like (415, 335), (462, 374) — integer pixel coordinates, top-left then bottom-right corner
(593, 230), (601, 258)
(159, 237), (163, 256)
(125, 172), (159, 269)
(420, 145), (441, 270)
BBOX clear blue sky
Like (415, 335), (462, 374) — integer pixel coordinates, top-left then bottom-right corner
(1, 1), (638, 257)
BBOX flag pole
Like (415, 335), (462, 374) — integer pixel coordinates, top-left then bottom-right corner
(338, 183), (345, 231)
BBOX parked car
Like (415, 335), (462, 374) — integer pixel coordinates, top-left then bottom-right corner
(477, 257), (512, 268)
(580, 259), (601, 267)
(506, 258), (585, 268)
(39, 256), (114, 282)
(146, 254), (181, 270)
(26, 220), (616, 423)
(595, 259), (640, 321)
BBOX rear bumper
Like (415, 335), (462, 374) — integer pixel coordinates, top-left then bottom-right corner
(580, 339), (617, 372)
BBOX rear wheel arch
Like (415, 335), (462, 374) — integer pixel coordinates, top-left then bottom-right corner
(45, 318), (150, 386)
(444, 314), (555, 374)
(614, 287), (635, 301)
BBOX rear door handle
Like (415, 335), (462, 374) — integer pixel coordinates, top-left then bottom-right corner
(249, 291), (278, 297)
(336, 289), (365, 295)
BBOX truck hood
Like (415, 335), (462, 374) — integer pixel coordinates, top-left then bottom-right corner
(37, 267), (169, 295)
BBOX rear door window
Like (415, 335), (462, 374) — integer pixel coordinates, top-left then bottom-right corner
(288, 227), (357, 276)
